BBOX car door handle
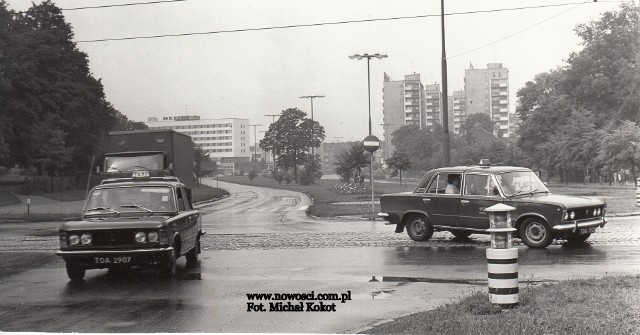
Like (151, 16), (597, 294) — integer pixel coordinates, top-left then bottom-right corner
(422, 198), (430, 203)
(460, 200), (469, 205)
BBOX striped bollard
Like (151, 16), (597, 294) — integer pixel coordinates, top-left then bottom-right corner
(636, 185), (640, 206)
(485, 203), (519, 307)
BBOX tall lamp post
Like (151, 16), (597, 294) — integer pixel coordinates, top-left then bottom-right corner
(299, 95), (324, 155)
(248, 124), (262, 171)
(440, 0), (451, 166)
(349, 53), (387, 215)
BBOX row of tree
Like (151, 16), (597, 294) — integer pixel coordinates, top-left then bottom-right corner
(0, 1), (146, 178)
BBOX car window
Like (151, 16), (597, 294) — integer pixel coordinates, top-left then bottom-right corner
(426, 173), (461, 194)
(464, 174), (500, 196)
(181, 187), (193, 210)
(176, 188), (186, 212)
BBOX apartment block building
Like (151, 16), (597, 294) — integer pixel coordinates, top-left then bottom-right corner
(424, 84), (442, 127)
(449, 90), (466, 134)
(382, 73), (430, 155)
(146, 115), (251, 175)
(464, 63), (510, 137)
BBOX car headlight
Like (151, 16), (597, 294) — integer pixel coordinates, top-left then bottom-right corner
(569, 211), (576, 220)
(68, 234), (80, 246)
(594, 208), (600, 216)
(135, 232), (147, 243)
(563, 211), (569, 221)
(148, 231), (159, 243)
(80, 233), (92, 245)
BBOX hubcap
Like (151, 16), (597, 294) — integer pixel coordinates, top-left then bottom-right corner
(526, 222), (546, 242)
(412, 219), (425, 235)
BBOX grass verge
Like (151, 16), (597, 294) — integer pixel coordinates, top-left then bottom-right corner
(364, 275), (640, 335)
(220, 176), (637, 218)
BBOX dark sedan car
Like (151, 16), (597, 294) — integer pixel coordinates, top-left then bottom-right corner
(56, 175), (203, 281)
(378, 161), (607, 248)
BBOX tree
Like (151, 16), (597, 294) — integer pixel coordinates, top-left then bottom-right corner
(390, 124), (443, 173)
(459, 113), (495, 142)
(259, 108), (325, 183)
(597, 120), (640, 187)
(385, 150), (412, 185)
(299, 155), (323, 185)
(112, 108), (149, 131)
(1, 1), (118, 176)
(333, 142), (369, 183)
(193, 144), (211, 184)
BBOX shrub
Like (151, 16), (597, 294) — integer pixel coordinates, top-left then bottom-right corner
(248, 169), (257, 180)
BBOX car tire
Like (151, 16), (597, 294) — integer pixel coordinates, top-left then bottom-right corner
(519, 218), (553, 248)
(451, 231), (471, 238)
(566, 233), (591, 244)
(405, 214), (434, 241)
(186, 239), (200, 265)
(66, 264), (86, 281)
(162, 248), (177, 278)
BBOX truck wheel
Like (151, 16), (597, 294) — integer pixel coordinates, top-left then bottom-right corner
(451, 231), (471, 238)
(66, 264), (85, 281)
(186, 239), (200, 265)
(519, 218), (553, 248)
(566, 233), (591, 244)
(405, 214), (433, 241)
(162, 248), (177, 277)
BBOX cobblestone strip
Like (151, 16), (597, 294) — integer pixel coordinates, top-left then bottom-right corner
(1, 231), (639, 252)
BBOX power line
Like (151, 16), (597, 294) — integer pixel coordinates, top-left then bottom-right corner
(13, 0), (190, 14)
(74, 1), (614, 43)
(448, 2), (588, 59)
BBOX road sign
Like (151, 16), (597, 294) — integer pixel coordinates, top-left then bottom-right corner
(363, 135), (380, 152)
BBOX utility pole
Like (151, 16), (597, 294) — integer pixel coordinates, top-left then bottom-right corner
(248, 124), (262, 171)
(441, 0), (451, 166)
(264, 114), (279, 169)
(299, 95), (325, 155)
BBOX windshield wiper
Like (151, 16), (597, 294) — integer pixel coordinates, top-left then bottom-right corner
(85, 207), (120, 215)
(121, 204), (154, 214)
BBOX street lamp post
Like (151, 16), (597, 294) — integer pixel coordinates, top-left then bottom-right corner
(299, 95), (324, 155)
(440, 0), (451, 166)
(248, 124), (262, 171)
(349, 53), (387, 215)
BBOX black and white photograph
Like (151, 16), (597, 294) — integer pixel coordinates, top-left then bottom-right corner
(0, 0), (639, 333)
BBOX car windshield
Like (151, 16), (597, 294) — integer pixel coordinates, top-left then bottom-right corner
(495, 171), (549, 197)
(105, 154), (163, 172)
(84, 186), (176, 215)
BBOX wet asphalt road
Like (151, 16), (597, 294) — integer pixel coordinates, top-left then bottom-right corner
(0, 179), (639, 333)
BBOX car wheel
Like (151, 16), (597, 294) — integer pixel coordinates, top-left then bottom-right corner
(566, 233), (591, 244)
(405, 214), (434, 241)
(162, 248), (177, 277)
(451, 231), (471, 238)
(519, 218), (553, 248)
(66, 264), (86, 281)
(186, 239), (200, 265)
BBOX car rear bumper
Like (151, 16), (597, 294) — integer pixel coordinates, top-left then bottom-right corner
(552, 217), (607, 232)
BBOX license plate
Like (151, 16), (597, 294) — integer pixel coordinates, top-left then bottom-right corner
(578, 227), (596, 235)
(94, 256), (132, 264)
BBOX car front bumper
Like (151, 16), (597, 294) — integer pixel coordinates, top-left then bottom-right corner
(56, 247), (174, 269)
(552, 217), (607, 232)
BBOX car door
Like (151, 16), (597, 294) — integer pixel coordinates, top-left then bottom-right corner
(459, 173), (502, 230)
(421, 172), (460, 228)
(177, 187), (199, 253)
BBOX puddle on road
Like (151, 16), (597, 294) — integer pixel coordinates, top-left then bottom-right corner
(370, 275), (485, 286)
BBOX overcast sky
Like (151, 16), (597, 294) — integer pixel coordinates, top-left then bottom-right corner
(5, 0), (627, 143)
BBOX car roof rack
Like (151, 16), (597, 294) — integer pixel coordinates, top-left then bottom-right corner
(100, 176), (180, 185)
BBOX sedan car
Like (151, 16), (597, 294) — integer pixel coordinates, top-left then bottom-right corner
(56, 175), (203, 281)
(378, 160), (607, 248)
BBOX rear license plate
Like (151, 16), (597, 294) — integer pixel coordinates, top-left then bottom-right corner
(94, 256), (132, 264)
(578, 227), (596, 235)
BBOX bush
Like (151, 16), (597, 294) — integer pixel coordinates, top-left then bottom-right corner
(333, 182), (368, 195)
(248, 169), (257, 180)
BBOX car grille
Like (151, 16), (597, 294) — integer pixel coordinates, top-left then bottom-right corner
(571, 207), (604, 221)
(92, 230), (136, 246)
